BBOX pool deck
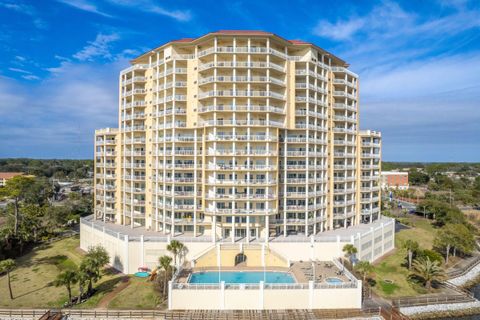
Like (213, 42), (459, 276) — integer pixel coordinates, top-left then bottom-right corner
(82, 215), (394, 242)
(176, 261), (351, 284)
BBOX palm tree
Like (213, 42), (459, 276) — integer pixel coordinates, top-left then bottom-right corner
(342, 244), (358, 266)
(81, 246), (110, 295)
(167, 240), (184, 267)
(411, 257), (445, 289)
(354, 261), (374, 282)
(403, 240), (419, 269)
(159, 255), (173, 297)
(76, 270), (88, 304)
(0, 259), (16, 299)
(54, 269), (78, 304)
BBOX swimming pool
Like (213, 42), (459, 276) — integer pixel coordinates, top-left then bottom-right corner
(325, 277), (343, 284)
(189, 271), (295, 284)
(134, 271), (150, 278)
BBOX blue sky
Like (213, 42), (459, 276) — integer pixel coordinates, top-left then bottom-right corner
(0, 0), (479, 161)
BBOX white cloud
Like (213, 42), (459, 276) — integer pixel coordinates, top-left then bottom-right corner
(313, 18), (365, 41)
(0, 1), (48, 29)
(73, 33), (120, 61)
(56, 0), (113, 17)
(0, 60), (126, 158)
(312, 1), (480, 161)
(106, 0), (192, 22)
(8, 67), (31, 74)
(22, 75), (40, 80)
(313, 1), (480, 44)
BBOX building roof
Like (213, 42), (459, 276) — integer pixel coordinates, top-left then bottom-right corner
(131, 30), (347, 66)
(381, 171), (409, 176)
(0, 172), (24, 179)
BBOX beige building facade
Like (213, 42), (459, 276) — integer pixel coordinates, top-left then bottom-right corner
(93, 30), (382, 242)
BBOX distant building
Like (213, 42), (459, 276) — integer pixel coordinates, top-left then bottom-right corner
(0, 172), (24, 187)
(380, 171), (409, 190)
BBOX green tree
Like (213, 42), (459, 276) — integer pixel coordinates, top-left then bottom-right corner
(0, 259), (16, 299)
(54, 269), (78, 304)
(342, 244), (358, 265)
(408, 168), (430, 186)
(434, 224), (475, 263)
(158, 255), (173, 297)
(402, 240), (419, 269)
(76, 270), (88, 303)
(411, 257), (445, 289)
(418, 199), (465, 225)
(167, 240), (185, 267)
(354, 261), (374, 282)
(0, 176), (35, 235)
(80, 246), (109, 295)
(434, 226), (455, 264)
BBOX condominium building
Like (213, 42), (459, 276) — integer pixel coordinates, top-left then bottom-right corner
(93, 30), (382, 242)
(381, 171), (409, 190)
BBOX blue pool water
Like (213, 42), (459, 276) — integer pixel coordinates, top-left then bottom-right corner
(134, 271), (150, 278)
(189, 271), (295, 284)
(325, 277), (343, 284)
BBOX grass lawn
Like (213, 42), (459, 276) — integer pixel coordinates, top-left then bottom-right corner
(107, 277), (164, 309)
(372, 215), (439, 298)
(0, 235), (127, 308)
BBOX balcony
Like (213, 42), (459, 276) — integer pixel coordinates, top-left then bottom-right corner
(207, 178), (276, 185)
(198, 61), (285, 72)
(123, 151), (146, 156)
(124, 138), (146, 144)
(295, 109), (327, 119)
(198, 90), (285, 100)
(123, 125), (145, 132)
(199, 76), (285, 86)
(333, 103), (356, 112)
(333, 127), (356, 134)
(122, 89), (146, 98)
(122, 76), (146, 86)
(122, 101), (145, 109)
(198, 104), (284, 114)
(206, 134), (277, 142)
(200, 119), (284, 128)
(153, 109), (187, 117)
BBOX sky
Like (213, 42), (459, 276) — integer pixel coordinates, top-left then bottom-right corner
(0, 0), (479, 162)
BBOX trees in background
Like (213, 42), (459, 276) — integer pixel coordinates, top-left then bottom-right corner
(409, 168), (430, 186)
(0, 159), (93, 179)
(434, 224), (475, 263)
(417, 199), (465, 225)
(403, 240), (419, 269)
(0, 176), (36, 236)
(0, 176), (83, 259)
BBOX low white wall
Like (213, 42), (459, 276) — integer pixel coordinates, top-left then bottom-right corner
(80, 222), (213, 273)
(80, 218), (395, 274)
(169, 282), (362, 310)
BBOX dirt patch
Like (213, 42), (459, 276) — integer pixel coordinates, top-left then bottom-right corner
(96, 276), (130, 309)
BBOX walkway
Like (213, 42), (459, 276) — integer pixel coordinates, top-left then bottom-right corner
(96, 276), (130, 309)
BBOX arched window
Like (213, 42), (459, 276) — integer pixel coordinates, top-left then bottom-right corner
(235, 253), (247, 266)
